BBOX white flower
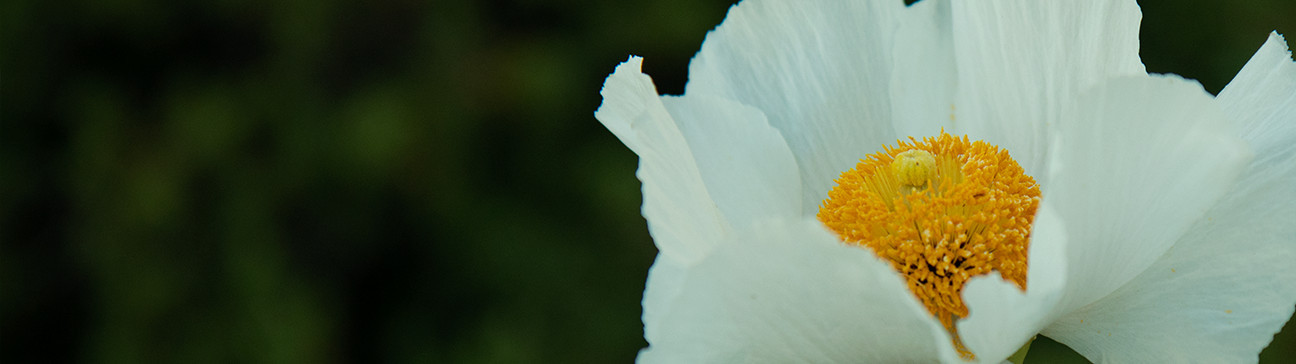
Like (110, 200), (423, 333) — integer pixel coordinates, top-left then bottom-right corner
(594, 0), (1296, 362)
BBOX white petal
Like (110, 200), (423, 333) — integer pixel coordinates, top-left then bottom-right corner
(949, 0), (1145, 178)
(957, 206), (1069, 363)
(595, 57), (728, 264)
(638, 218), (958, 363)
(596, 57), (808, 263)
(684, 0), (905, 215)
(1218, 32), (1296, 159)
(1042, 174), (1296, 362)
(660, 94), (803, 225)
(890, 0), (957, 139)
(1045, 32), (1296, 364)
(1042, 75), (1250, 316)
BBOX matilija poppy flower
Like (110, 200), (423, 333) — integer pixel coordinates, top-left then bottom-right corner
(594, 0), (1296, 362)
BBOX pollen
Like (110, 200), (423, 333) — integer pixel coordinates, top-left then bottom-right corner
(817, 131), (1040, 357)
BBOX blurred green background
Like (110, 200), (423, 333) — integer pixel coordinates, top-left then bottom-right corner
(1, 0), (1293, 362)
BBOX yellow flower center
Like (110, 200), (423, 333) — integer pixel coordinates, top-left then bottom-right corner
(816, 131), (1040, 357)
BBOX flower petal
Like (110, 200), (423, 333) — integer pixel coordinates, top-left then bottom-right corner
(595, 56), (806, 263)
(957, 206), (1069, 363)
(638, 218), (957, 363)
(949, 0), (1145, 178)
(891, 0), (957, 139)
(684, 0), (905, 215)
(1218, 32), (1296, 159)
(1042, 177), (1296, 362)
(1041, 75), (1250, 316)
(596, 56), (728, 264)
(1042, 32), (1296, 364)
(660, 94), (803, 225)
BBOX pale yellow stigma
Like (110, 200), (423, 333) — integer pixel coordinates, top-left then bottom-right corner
(817, 131), (1040, 358)
(891, 149), (936, 187)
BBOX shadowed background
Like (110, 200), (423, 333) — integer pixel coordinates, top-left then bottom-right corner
(2, 0), (1294, 362)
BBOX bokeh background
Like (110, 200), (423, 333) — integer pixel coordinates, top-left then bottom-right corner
(3, 0), (1295, 362)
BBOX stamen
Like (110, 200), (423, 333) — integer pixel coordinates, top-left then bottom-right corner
(817, 131), (1040, 358)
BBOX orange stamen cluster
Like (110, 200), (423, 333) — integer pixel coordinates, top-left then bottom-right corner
(816, 131), (1040, 356)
